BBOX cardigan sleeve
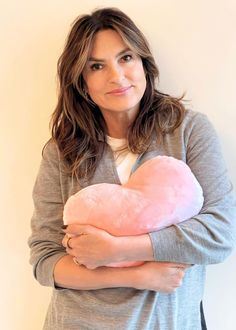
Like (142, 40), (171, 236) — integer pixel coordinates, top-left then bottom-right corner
(149, 112), (236, 264)
(28, 141), (67, 287)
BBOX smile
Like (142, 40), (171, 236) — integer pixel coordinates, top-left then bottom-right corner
(107, 86), (132, 95)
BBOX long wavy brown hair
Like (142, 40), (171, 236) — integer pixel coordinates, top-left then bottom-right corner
(50, 7), (186, 180)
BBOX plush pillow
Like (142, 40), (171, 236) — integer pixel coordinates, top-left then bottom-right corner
(63, 156), (204, 267)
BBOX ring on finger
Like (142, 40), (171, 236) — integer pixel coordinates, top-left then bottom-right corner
(66, 235), (73, 249)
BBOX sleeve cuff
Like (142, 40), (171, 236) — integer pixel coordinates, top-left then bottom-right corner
(34, 252), (67, 289)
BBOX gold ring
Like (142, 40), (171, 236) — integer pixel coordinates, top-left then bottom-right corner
(66, 235), (72, 249)
(73, 257), (81, 265)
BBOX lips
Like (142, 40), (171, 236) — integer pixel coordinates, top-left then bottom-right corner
(107, 86), (132, 95)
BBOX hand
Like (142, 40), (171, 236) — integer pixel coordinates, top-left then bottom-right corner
(62, 224), (119, 269)
(135, 261), (189, 293)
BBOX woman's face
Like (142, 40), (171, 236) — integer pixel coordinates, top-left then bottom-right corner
(83, 29), (146, 120)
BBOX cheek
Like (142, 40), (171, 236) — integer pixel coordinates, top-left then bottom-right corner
(86, 80), (106, 105)
(85, 82), (99, 101)
(131, 63), (146, 87)
(86, 76), (105, 96)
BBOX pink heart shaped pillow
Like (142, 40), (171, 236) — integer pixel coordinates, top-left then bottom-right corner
(63, 156), (204, 267)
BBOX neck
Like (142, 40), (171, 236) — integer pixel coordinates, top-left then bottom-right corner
(107, 125), (128, 139)
(102, 112), (136, 139)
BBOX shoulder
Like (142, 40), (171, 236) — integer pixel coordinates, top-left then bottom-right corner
(183, 109), (211, 127)
(179, 110), (224, 164)
(42, 139), (60, 161)
(181, 109), (218, 140)
(38, 139), (63, 174)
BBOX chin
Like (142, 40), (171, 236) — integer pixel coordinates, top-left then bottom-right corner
(108, 100), (141, 112)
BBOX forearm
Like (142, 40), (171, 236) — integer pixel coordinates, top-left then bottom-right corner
(150, 205), (236, 265)
(149, 112), (236, 265)
(62, 225), (154, 268)
(113, 234), (154, 263)
(54, 255), (139, 290)
(54, 255), (187, 293)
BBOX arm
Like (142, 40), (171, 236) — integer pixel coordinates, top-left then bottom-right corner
(28, 141), (186, 291)
(28, 141), (66, 287)
(149, 112), (236, 265)
(54, 255), (186, 293)
(62, 113), (236, 268)
(62, 224), (154, 269)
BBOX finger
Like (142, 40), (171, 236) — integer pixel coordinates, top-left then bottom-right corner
(86, 264), (98, 270)
(62, 235), (68, 248)
(62, 224), (89, 235)
(176, 264), (192, 270)
(62, 234), (73, 249)
(165, 262), (191, 269)
(73, 257), (82, 266)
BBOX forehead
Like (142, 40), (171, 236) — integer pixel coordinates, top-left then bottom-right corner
(90, 29), (129, 56)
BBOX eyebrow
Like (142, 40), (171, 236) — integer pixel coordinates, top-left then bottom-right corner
(88, 48), (131, 62)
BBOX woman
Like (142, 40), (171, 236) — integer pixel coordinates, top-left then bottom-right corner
(28, 7), (236, 330)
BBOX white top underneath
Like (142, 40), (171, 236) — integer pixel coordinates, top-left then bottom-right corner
(106, 136), (139, 184)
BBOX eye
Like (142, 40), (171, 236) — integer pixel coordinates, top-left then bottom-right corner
(121, 54), (133, 62)
(90, 63), (103, 71)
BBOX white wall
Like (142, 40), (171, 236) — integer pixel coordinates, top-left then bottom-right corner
(1, 1), (235, 329)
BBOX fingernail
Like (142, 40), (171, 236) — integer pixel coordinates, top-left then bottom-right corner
(61, 225), (68, 229)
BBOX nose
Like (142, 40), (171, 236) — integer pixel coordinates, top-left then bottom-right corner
(108, 63), (125, 84)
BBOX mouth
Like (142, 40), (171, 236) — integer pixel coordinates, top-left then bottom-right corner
(107, 86), (132, 95)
